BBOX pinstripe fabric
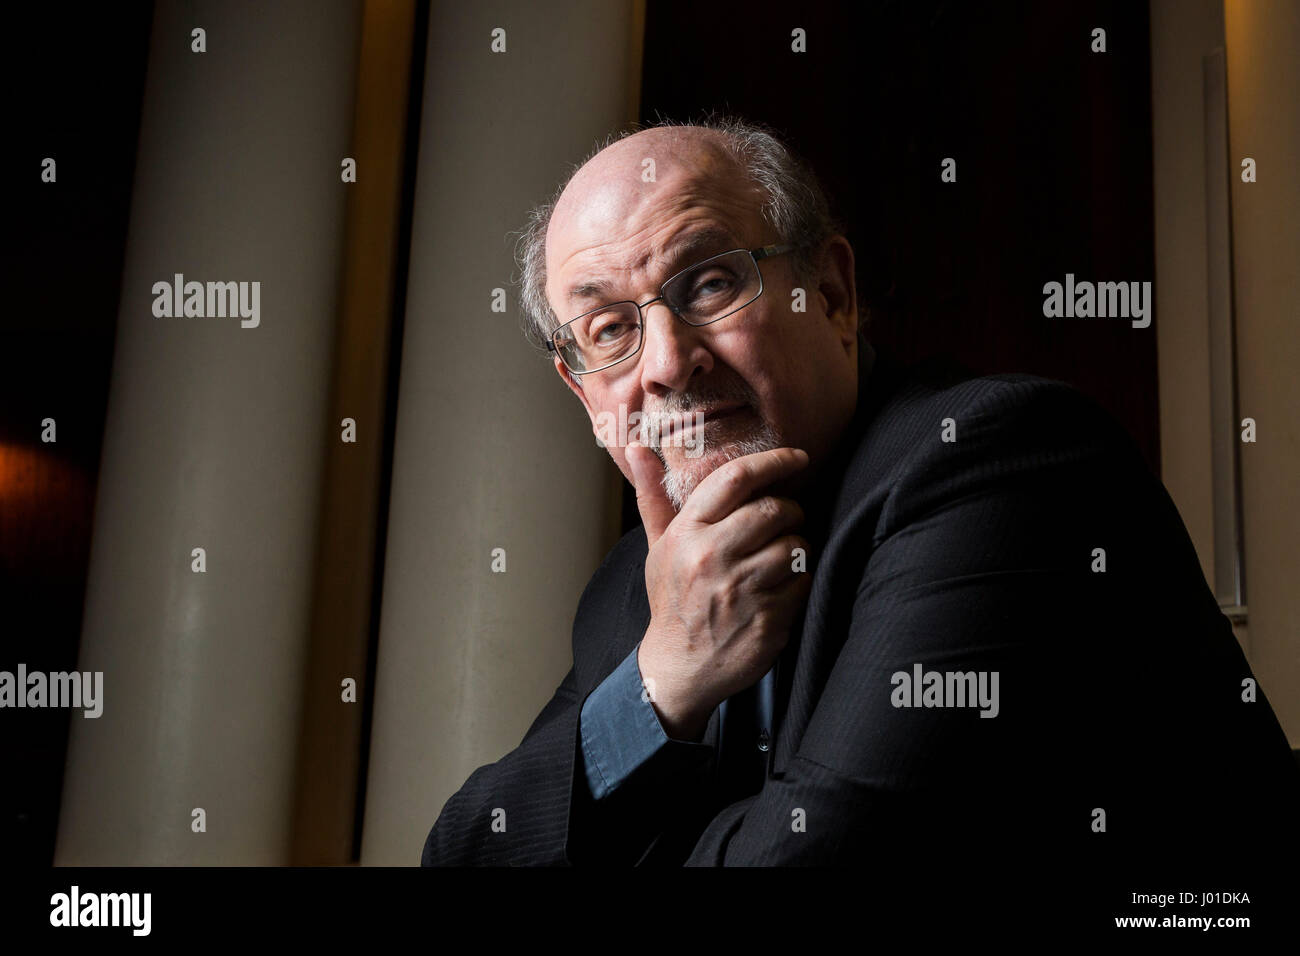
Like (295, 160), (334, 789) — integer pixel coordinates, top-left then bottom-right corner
(421, 350), (1300, 867)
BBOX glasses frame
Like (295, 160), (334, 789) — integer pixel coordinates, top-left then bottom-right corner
(546, 243), (797, 375)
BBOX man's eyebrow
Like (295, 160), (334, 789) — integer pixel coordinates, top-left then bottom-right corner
(564, 225), (740, 305)
(657, 225), (740, 270)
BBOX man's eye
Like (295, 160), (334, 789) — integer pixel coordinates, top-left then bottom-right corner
(591, 316), (635, 343)
(688, 273), (735, 300)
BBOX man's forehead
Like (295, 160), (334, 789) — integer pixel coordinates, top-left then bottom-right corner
(552, 127), (735, 227)
(559, 222), (744, 305)
(545, 150), (760, 311)
(550, 157), (740, 250)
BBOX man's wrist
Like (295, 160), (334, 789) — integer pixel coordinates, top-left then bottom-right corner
(636, 636), (710, 742)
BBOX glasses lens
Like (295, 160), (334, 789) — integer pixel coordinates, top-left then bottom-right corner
(553, 301), (642, 373)
(665, 250), (761, 326)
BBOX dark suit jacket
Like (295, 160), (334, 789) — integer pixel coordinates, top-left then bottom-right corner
(421, 349), (1300, 868)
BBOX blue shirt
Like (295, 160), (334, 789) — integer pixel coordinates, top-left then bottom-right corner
(579, 640), (775, 799)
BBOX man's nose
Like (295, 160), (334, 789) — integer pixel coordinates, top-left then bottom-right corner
(638, 301), (713, 395)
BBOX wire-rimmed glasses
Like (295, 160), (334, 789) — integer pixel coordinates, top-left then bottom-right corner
(546, 243), (795, 375)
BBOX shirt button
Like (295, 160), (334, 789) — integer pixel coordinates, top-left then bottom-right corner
(756, 731), (770, 752)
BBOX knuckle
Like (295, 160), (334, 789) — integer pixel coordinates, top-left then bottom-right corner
(689, 545), (715, 576)
(735, 564), (765, 594)
(720, 463), (749, 493)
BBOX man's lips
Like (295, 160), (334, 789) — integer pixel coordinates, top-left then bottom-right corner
(655, 403), (745, 440)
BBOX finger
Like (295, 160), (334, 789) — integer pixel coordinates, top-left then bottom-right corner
(712, 496), (805, 562)
(626, 441), (676, 548)
(763, 563), (814, 620)
(732, 534), (810, 591)
(686, 447), (810, 525)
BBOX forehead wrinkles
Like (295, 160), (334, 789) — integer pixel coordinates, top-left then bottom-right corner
(549, 182), (759, 308)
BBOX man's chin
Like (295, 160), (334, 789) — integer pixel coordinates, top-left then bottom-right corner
(660, 438), (781, 511)
(660, 451), (725, 507)
(663, 443), (727, 469)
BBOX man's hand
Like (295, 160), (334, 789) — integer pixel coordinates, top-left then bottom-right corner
(626, 442), (814, 741)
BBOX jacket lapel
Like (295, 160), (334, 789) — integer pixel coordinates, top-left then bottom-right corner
(770, 347), (910, 777)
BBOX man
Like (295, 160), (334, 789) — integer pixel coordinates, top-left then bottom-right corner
(421, 117), (1299, 868)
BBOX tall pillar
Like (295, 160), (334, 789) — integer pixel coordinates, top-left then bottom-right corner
(358, 0), (640, 864)
(1224, 0), (1300, 745)
(55, 0), (363, 864)
(1149, 0), (1223, 589)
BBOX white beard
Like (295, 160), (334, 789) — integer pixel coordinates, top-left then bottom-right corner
(659, 418), (783, 512)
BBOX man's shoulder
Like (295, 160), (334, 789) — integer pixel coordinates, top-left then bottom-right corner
(599, 523), (649, 573)
(823, 354), (1147, 539)
(574, 524), (646, 615)
(856, 355), (1135, 474)
(871, 356), (1114, 440)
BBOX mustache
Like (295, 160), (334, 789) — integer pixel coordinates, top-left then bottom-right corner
(639, 378), (763, 460)
(643, 378), (759, 420)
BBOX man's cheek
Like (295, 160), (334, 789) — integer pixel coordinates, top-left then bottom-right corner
(591, 409), (616, 447)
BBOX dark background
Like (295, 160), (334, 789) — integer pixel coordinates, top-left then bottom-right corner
(3, 4), (154, 866)
(4, 0), (1157, 865)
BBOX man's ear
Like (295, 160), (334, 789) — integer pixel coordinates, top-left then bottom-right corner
(816, 235), (858, 351)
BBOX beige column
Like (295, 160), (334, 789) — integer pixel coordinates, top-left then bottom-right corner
(1149, 0), (1224, 590)
(358, 0), (641, 864)
(290, 0), (421, 867)
(55, 0), (363, 864)
(1224, 0), (1300, 746)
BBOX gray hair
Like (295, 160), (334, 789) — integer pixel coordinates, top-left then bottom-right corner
(513, 114), (858, 350)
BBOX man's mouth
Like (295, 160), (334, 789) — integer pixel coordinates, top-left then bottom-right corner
(656, 403), (745, 442)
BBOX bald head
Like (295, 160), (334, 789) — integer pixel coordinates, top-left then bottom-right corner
(544, 126), (766, 316)
(549, 127), (748, 231)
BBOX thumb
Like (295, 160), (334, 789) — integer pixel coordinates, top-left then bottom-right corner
(626, 442), (676, 547)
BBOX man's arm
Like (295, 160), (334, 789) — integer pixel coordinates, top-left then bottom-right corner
(579, 641), (715, 800)
(419, 653), (718, 866)
(422, 527), (724, 867)
(419, 663), (584, 866)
